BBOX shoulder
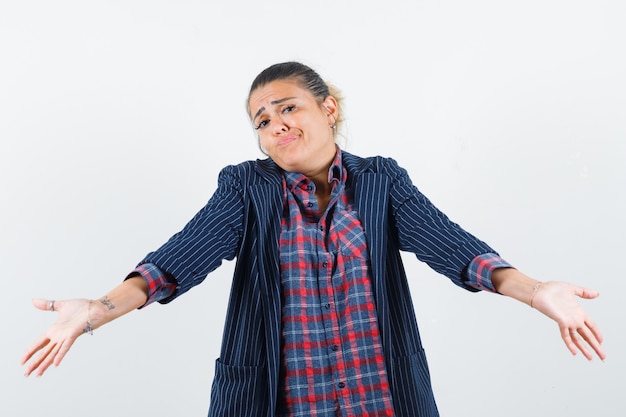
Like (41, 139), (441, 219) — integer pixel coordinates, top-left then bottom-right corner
(342, 150), (408, 179)
(217, 158), (282, 187)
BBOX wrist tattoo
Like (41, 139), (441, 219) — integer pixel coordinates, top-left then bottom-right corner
(99, 296), (116, 310)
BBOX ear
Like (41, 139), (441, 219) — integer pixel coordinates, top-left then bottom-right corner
(322, 95), (339, 125)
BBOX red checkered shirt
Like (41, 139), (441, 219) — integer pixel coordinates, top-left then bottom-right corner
(275, 150), (395, 417)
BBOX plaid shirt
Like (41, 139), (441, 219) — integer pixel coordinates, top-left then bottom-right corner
(128, 150), (513, 416)
(275, 150), (394, 416)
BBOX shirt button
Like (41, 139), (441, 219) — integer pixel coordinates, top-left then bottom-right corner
(338, 382), (346, 389)
(322, 262), (328, 268)
(307, 202), (313, 207)
(331, 345), (339, 351)
(325, 303), (331, 309)
(306, 185), (313, 191)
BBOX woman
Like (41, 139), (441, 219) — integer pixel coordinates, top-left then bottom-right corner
(22, 62), (605, 417)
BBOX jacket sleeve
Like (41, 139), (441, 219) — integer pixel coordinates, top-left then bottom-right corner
(380, 157), (499, 291)
(137, 164), (245, 303)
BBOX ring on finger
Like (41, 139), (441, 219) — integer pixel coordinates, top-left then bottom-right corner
(49, 300), (55, 312)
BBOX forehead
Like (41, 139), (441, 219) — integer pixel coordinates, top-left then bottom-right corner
(249, 80), (315, 114)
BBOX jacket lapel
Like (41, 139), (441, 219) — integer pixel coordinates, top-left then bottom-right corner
(249, 158), (284, 416)
(352, 171), (392, 362)
(344, 152), (393, 361)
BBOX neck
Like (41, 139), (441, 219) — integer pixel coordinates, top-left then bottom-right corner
(310, 149), (339, 214)
(306, 147), (336, 195)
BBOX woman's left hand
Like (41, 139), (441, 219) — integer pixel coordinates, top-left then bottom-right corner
(531, 281), (605, 361)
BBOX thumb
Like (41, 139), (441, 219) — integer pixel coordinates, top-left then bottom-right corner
(575, 287), (600, 300)
(32, 298), (57, 312)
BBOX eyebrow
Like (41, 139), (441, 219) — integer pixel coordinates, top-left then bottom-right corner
(253, 97), (296, 121)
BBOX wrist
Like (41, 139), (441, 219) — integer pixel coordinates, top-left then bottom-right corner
(88, 297), (110, 330)
(529, 282), (543, 308)
(492, 268), (541, 306)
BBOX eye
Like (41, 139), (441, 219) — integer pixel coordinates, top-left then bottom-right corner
(254, 119), (269, 130)
(282, 104), (296, 113)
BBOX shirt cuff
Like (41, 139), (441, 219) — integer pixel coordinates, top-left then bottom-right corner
(126, 263), (177, 308)
(465, 253), (514, 293)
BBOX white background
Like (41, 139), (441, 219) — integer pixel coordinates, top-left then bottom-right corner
(2, 1), (625, 416)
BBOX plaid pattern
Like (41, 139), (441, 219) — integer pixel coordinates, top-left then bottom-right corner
(466, 253), (513, 292)
(128, 263), (176, 308)
(276, 150), (395, 417)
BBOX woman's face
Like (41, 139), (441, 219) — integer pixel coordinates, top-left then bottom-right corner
(248, 80), (338, 176)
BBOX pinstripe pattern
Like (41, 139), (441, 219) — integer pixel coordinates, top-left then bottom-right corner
(140, 151), (498, 417)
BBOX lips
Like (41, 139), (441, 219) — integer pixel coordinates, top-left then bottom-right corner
(277, 134), (298, 146)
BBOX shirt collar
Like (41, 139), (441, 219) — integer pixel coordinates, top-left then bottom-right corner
(283, 146), (345, 192)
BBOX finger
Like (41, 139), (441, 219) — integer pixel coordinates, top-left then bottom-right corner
(54, 336), (78, 367)
(575, 287), (600, 300)
(585, 318), (603, 344)
(580, 330), (606, 361)
(23, 358), (41, 377)
(592, 343), (607, 362)
(32, 298), (55, 312)
(35, 342), (62, 377)
(584, 320), (606, 360)
(25, 340), (56, 377)
(21, 335), (50, 366)
(559, 326), (578, 356)
(570, 328), (594, 361)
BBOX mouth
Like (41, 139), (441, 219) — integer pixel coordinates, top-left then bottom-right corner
(277, 134), (298, 146)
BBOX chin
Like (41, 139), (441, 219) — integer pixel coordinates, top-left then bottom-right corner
(278, 160), (305, 173)
(272, 151), (306, 171)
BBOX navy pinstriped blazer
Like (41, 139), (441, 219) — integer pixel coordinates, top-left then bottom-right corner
(143, 151), (496, 417)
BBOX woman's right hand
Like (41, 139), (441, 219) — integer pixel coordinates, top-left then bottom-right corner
(21, 298), (96, 377)
(21, 277), (149, 377)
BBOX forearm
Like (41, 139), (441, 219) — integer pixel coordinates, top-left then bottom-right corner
(491, 267), (540, 307)
(90, 276), (149, 330)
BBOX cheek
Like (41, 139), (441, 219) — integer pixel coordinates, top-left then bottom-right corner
(257, 133), (267, 146)
(257, 132), (273, 153)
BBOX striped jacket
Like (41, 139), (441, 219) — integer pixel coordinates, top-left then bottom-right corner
(143, 151), (497, 417)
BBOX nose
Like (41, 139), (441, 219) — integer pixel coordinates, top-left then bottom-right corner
(272, 115), (288, 135)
